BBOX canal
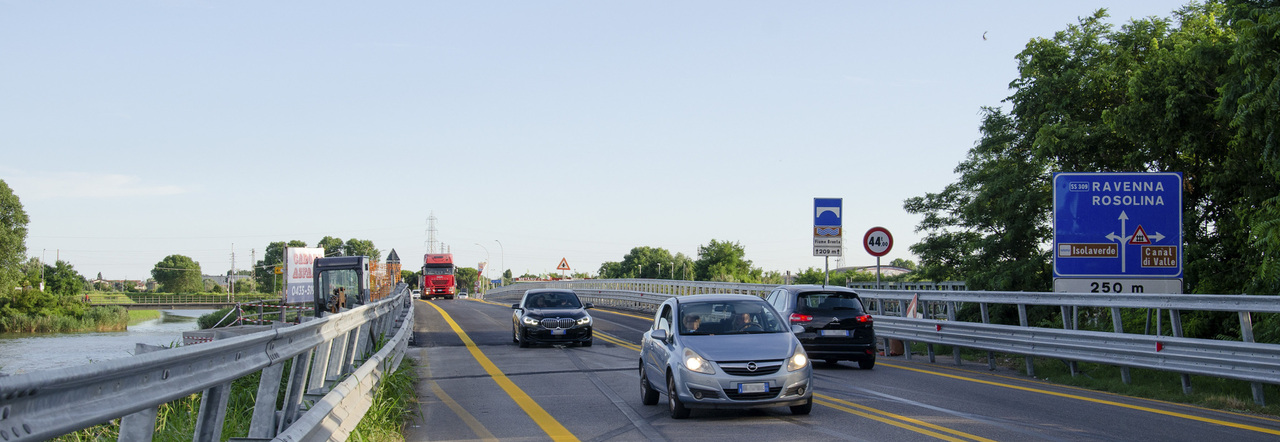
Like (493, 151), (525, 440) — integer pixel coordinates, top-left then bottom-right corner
(0, 309), (214, 375)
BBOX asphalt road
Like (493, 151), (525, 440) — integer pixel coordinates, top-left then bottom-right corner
(403, 297), (1280, 441)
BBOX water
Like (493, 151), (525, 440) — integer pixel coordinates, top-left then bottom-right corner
(0, 310), (215, 376)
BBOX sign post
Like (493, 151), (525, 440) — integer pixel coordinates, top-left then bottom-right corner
(1053, 172), (1182, 293)
(813, 198), (843, 286)
(863, 227), (893, 288)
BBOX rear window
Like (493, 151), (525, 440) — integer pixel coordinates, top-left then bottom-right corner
(796, 291), (865, 314)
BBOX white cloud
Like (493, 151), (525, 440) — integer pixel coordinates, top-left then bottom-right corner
(1, 170), (185, 200)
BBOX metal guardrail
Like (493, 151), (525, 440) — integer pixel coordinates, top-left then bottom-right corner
(0, 284), (414, 441)
(483, 280), (1280, 405)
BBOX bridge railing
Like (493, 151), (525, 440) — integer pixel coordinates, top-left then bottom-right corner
(483, 280), (1280, 405)
(0, 284), (414, 441)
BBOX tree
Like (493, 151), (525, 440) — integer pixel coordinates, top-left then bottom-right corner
(0, 179), (29, 295)
(694, 240), (761, 283)
(455, 267), (479, 292)
(401, 270), (419, 290)
(317, 236), (344, 257)
(254, 240), (306, 294)
(44, 260), (86, 297)
(343, 238), (380, 262)
(152, 255), (202, 293)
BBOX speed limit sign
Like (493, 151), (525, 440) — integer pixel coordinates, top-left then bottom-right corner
(863, 227), (893, 257)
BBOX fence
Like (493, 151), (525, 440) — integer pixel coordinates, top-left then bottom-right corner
(482, 279), (1280, 405)
(0, 284), (414, 441)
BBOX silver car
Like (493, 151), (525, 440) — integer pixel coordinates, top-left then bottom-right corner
(639, 294), (813, 419)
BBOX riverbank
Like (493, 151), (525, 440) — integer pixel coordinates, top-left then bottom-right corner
(0, 305), (129, 333)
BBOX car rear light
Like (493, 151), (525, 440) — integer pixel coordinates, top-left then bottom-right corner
(789, 313), (813, 323)
(855, 315), (873, 323)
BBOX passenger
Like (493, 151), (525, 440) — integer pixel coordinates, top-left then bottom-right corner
(683, 314), (702, 333)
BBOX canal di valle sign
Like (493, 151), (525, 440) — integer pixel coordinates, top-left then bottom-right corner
(1053, 172), (1183, 294)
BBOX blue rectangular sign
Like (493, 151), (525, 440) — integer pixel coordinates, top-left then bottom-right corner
(814, 198), (842, 238)
(1053, 172), (1182, 278)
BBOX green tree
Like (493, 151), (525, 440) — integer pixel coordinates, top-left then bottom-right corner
(318, 236), (344, 257)
(44, 260), (86, 297)
(152, 255), (202, 293)
(254, 240), (307, 294)
(456, 267), (479, 292)
(694, 239), (761, 283)
(0, 179), (29, 295)
(343, 238), (380, 262)
(401, 270), (419, 290)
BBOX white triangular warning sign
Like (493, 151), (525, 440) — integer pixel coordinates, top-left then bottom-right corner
(557, 258), (571, 271)
(1130, 225), (1151, 245)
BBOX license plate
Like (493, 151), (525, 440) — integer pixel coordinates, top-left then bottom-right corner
(821, 330), (849, 337)
(551, 329), (566, 335)
(738, 382), (768, 394)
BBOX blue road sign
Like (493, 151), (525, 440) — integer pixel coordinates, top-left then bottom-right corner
(1053, 172), (1182, 278)
(814, 198), (842, 235)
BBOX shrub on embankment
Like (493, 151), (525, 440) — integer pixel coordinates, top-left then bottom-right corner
(0, 288), (128, 333)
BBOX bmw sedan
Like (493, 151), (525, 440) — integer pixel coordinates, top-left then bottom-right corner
(766, 284), (877, 369)
(639, 294), (813, 419)
(511, 289), (594, 347)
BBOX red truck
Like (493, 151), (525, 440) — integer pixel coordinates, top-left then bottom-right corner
(421, 254), (457, 300)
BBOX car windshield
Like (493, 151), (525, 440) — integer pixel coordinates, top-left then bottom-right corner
(679, 300), (787, 335)
(796, 292), (865, 314)
(527, 292), (581, 309)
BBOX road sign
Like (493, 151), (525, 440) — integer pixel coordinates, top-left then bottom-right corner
(813, 198), (843, 257)
(1054, 278), (1183, 294)
(863, 227), (892, 257)
(1053, 172), (1182, 279)
(557, 258), (571, 271)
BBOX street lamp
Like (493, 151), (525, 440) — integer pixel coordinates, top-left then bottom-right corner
(494, 240), (505, 286)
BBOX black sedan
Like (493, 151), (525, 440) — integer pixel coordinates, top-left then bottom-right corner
(512, 289), (594, 347)
(765, 285), (876, 368)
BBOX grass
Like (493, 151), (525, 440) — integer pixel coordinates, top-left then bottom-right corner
(128, 310), (161, 325)
(910, 343), (1280, 417)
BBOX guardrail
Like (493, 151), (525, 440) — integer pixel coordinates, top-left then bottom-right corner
(0, 284), (414, 441)
(482, 279), (1280, 405)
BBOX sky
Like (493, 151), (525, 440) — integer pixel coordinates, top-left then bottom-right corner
(1, 1), (1197, 282)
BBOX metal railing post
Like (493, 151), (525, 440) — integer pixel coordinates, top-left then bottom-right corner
(1239, 311), (1266, 406)
(248, 362), (286, 438)
(193, 382), (232, 442)
(1169, 309), (1192, 394)
(1111, 307), (1131, 384)
(1019, 303), (1034, 377)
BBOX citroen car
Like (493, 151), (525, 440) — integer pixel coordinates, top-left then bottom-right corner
(766, 284), (876, 369)
(639, 294), (813, 419)
(511, 289), (594, 347)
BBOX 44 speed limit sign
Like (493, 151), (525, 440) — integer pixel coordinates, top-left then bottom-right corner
(863, 227), (893, 257)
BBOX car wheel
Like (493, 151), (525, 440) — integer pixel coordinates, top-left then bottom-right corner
(640, 365), (659, 406)
(667, 373), (690, 419)
(512, 325), (519, 343)
(859, 356), (876, 370)
(790, 397), (813, 415)
(517, 329), (529, 348)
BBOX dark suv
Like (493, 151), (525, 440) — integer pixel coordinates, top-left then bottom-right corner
(511, 289), (594, 347)
(765, 285), (876, 369)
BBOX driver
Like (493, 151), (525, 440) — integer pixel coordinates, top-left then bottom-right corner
(733, 312), (755, 331)
(682, 314), (701, 333)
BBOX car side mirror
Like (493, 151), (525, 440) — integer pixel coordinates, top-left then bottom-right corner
(511, 303), (520, 309)
(791, 324), (805, 334)
(583, 302), (594, 309)
(650, 329), (668, 342)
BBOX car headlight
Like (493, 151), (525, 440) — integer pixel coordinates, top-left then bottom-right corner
(522, 316), (540, 327)
(787, 347), (809, 371)
(683, 348), (715, 374)
(576, 316), (592, 326)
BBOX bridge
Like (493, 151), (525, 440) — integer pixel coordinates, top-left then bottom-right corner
(5, 280), (1280, 440)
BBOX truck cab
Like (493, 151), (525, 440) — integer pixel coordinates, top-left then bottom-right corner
(312, 256), (371, 317)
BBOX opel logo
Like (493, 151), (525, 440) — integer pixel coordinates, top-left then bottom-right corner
(747, 362), (758, 372)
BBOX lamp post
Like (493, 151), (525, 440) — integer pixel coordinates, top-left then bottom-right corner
(494, 240), (505, 286)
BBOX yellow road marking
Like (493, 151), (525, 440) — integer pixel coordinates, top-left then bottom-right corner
(882, 362), (1280, 436)
(416, 348), (498, 441)
(424, 301), (580, 442)
(816, 394), (994, 442)
(595, 332), (641, 352)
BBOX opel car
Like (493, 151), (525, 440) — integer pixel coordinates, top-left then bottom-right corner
(639, 294), (813, 419)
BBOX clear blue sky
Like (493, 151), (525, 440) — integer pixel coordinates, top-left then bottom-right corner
(2, 1), (1195, 282)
